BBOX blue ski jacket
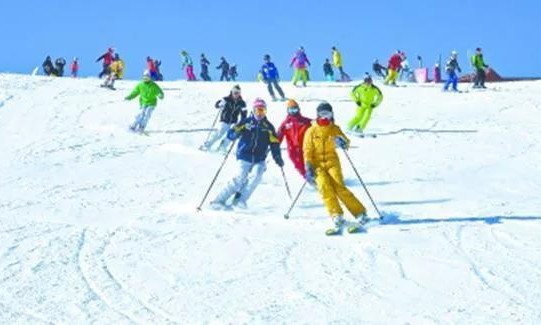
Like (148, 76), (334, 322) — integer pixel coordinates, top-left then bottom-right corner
(228, 116), (283, 165)
(260, 62), (280, 81)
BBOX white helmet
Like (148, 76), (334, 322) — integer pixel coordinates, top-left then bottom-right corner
(451, 50), (458, 57)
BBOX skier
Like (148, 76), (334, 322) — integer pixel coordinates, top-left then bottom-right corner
(471, 47), (489, 88)
(434, 63), (442, 83)
(200, 85), (247, 152)
(101, 54), (125, 89)
(210, 98), (284, 209)
(229, 64), (238, 81)
(70, 57), (79, 78)
(400, 55), (413, 81)
(54, 58), (66, 77)
(154, 60), (163, 81)
(260, 54), (286, 101)
(146, 57), (158, 81)
(323, 59), (334, 81)
(180, 51), (196, 81)
(216, 57), (230, 81)
(200, 54), (211, 81)
(372, 59), (387, 79)
(96, 47), (115, 78)
(332, 46), (351, 82)
(42, 56), (54, 76)
(348, 74), (384, 134)
(384, 50), (403, 86)
(290, 47), (311, 87)
(277, 99), (312, 178)
(443, 51), (461, 92)
(125, 70), (164, 134)
(303, 102), (368, 235)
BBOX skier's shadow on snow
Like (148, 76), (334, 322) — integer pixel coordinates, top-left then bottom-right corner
(381, 211), (541, 226)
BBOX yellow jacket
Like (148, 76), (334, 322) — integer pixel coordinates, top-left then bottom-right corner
(351, 83), (383, 108)
(303, 121), (350, 168)
(110, 59), (125, 79)
(332, 50), (343, 68)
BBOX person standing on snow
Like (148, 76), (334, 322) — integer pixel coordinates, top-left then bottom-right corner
(303, 102), (368, 235)
(101, 54), (125, 89)
(154, 60), (163, 81)
(332, 46), (351, 82)
(54, 57), (67, 77)
(443, 50), (462, 92)
(216, 57), (230, 81)
(181, 51), (197, 81)
(42, 56), (55, 76)
(384, 50), (403, 86)
(260, 54), (286, 101)
(348, 74), (384, 134)
(323, 59), (334, 81)
(471, 47), (489, 88)
(125, 70), (164, 134)
(200, 54), (211, 81)
(290, 47), (311, 87)
(146, 57), (159, 81)
(96, 47), (115, 78)
(210, 98), (284, 209)
(70, 57), (79, 78)
(372, 59), (387, 79)
(200, 85), (247, 152)
(229, 64), (238, 81)
(277, 99), (312, 178)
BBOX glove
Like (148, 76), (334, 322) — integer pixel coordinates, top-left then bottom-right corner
(335, 136), (348, 149)
(305, 163), (316, 185)
(275, 155), (284, 167)
(158, 94), (164, 100)
(217, 100), (226, 109)
(371, 103), (377, 108)
(355, 101), (362, 106)
(124, 96), (130, 101)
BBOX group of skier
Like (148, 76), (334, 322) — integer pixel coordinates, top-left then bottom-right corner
(42, 56), (75, 77)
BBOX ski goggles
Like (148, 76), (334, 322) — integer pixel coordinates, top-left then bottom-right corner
(232, 90), (241, 95)
(317, 110), (333, 119)
(253, 106), (267, 118)
(287, 107), (300, 115)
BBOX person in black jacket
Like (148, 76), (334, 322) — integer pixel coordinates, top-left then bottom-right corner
(216, 57), (230, 81)
(323, 59), (334, 81)
(372, 59), (387, 79)
(42, 56), (55, 76)
(154, 60), (163, 81)
(229, 64), (238, 81)
(200, 54), (211, 81)
(54, 58), (67, 77)
(200, 85), (247, 152)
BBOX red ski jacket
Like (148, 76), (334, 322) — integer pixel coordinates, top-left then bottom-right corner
(388, 53), (402, 70)
(278, 114), (312, 153)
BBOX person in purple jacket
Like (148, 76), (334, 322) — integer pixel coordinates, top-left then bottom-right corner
(290, 46), (311, 87)
(260, 54), (286, 101)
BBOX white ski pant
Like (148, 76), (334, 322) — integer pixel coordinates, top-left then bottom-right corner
(131, 105), (155, 131)
(205, 122), (232, 150)
(214, 160), (267, 203)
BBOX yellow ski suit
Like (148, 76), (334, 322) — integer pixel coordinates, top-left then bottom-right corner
(332, 50), (343, 68)
(303, 122), (366, 217)
(110, 59), (125, 79)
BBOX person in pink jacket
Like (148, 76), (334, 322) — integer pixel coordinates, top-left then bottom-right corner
(290, 46), (311, 87)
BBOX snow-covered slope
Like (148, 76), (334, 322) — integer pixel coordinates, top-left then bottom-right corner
(1, 74), (540, 324)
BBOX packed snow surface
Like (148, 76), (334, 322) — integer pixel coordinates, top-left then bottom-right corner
(1, 74), (540, 324)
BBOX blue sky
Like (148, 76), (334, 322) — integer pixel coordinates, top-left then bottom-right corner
(0, 0), (538, 81)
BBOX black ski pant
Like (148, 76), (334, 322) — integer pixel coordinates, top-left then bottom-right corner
(266, 79), (285, 99)
(474, 68), (486, 87)
(99, 64), (111, 78)
(220, 71), (230, 81)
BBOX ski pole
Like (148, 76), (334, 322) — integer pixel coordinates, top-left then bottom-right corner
(283, 181), (307, 220)
(196, 140), (236, 211)
(342, 149), (383, 219)
(204, 108), (222, 144)
(280, 168), (292, 200)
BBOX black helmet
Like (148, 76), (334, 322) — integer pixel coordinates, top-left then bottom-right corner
(363, 73), (373, 83)
(316, 102), (333, 114)
(264, 54), (270, 61)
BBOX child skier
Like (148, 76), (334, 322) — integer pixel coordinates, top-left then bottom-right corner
(443, 51), (461, 92)
(384, 50), (403, 86)
(210, 98), (284, 209)
(70, 57), (79, 78)
(260, 54), (286, 101)
(348, 74), (384, 135)
(323, 59), (334, 81)
(303, 102), (368, 235)
(200, 85), (247, 152)
(125, 70), (164, 134)
(277, 99), (312, 178)
(181, 51), (197, 81)
(290, 47), (311, 87)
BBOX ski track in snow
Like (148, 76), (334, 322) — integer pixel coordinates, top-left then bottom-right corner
(1, 74), (541, 323)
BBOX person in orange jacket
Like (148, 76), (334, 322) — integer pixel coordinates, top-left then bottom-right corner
(277, 99), (312, 178)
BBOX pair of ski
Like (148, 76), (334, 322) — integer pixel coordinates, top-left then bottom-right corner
(346, 130), (377, 138)
(99, 84), (116, 91)
(325, 218), (381, 236)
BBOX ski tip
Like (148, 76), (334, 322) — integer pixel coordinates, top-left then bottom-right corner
(284, 214), (289, 220)
(196, 207), (202, 212)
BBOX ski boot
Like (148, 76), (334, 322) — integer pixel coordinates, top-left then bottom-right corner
(209, 200), (228, 210)
(347, 213), (369, 233)
(231, 192), (247, 209)
(325, 215), (345, 236)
